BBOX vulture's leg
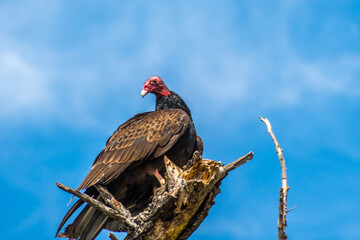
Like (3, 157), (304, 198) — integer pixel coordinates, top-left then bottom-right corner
(152, 169), (166, 194)
(154, 169), (165, 185)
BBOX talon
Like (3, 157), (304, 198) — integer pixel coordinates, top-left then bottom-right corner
(154, 169), (165, 185)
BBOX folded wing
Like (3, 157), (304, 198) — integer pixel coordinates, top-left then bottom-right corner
(77, 109), (190, 191)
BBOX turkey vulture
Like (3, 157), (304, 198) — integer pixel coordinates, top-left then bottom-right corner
(56, 76), (203, 240)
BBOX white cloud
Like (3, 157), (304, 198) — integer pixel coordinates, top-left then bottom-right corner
(1, 2), (359, 239)
(283, 55), (360, 97)
(0, 0), (359, 128)
(0, 52), (53, 118)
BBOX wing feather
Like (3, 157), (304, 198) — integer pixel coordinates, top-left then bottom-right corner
(77, 109), (189, 190)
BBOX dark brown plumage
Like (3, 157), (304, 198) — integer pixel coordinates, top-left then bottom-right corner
(56, 76), (202, 240)
(77, 109), (190, 191)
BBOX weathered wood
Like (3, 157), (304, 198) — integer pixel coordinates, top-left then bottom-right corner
(57, 151), (253, 240)
(95, 184), (132, 219)
(56, 183), (137, 231)
(260, 117), (290, 240)
(224, 152), (253, 173)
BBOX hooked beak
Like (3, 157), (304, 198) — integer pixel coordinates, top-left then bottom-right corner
(141, 90), (148, 98)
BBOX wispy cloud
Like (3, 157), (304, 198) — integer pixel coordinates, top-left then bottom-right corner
(0, 52), (53, 118)
(1, 1), (359, 128)
(0, 1), (359, 240)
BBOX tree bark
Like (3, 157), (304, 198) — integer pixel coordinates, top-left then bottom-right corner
(260, 117), (290, 240)
(57, 151), (253, 240)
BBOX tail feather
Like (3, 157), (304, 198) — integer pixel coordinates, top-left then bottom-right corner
(73, 204), (97, 237)
(56, 198), (84, 237)
(57, 188), (109, 240)
(79, 211), (109, 240)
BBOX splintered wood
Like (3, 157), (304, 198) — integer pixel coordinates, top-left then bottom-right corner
(146, 158), (225, 240)
(57, 151), (253, 240)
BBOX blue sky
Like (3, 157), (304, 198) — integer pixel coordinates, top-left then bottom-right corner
(1, 1), (359, 239)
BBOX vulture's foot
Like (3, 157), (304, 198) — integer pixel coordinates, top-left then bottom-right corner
(154, 169), (165, 185)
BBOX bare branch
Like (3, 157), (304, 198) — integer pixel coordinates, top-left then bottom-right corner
(56, 182), (137, 231)
(286, 205), (297, 213)
(224, 152), (253, 173)
(95, 185), (132, 219)
(57, 151), (253, 240)
(260, 116), (290, 240)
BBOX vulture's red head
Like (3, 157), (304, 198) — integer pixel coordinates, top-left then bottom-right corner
(141, 76), (171, 98)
